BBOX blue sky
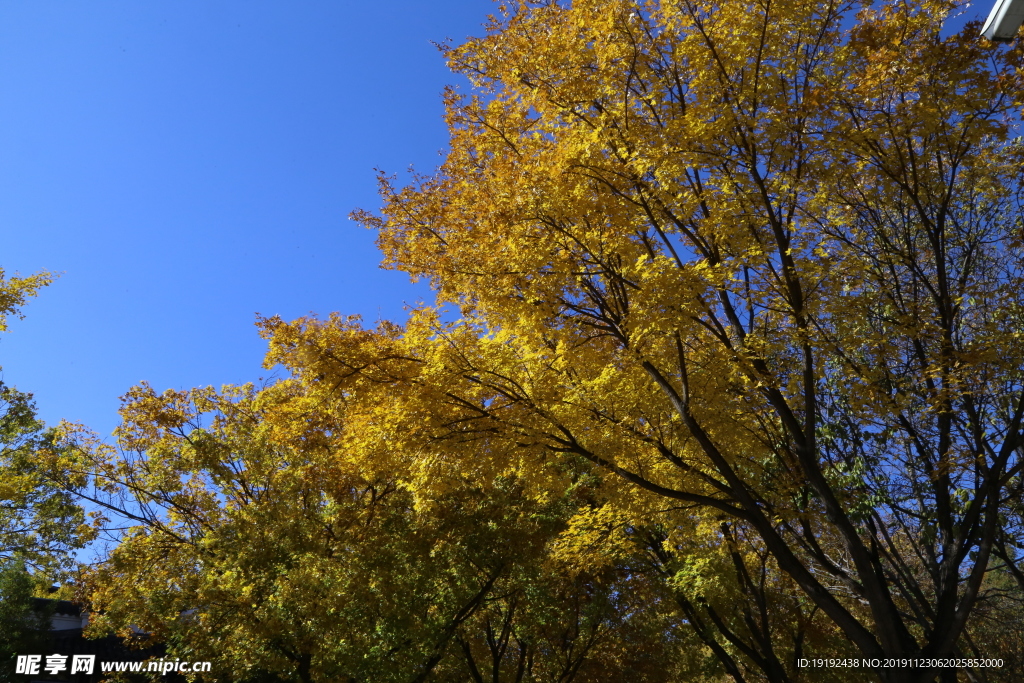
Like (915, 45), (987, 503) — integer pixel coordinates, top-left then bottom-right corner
(0, 1), (490, 439)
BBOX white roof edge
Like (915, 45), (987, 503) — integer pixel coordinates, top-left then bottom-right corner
(982, 0), (1024, 41)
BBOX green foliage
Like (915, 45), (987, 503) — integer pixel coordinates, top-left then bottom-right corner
(0, 383), (94, 575)
(0, 559), (53, 683)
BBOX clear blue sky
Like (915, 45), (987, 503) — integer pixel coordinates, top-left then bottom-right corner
(0, 1), (491, 439)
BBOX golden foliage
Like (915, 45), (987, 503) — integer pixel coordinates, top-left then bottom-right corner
(83, 1), (1024, 681)
(351, 0), (1024, 679)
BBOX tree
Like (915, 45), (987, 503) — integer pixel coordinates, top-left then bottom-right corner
(259, 307), (864, 682)
(0, 382), (93, 574)
(77, 346), (684, 682)
(0, 267), (52, 336)
(350, 1), (1024, 681)
(0, 559), (54, 683)
(0, 268), (93, 576)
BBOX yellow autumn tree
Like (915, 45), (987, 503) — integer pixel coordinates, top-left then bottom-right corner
(0, 267), (53, 335)
(75, 315), (688, 682)
(0, 267), (94, 577)
(259, 308), (864, 682)
(347, 1), (1024, 681)
(75, 1), (1024, 681)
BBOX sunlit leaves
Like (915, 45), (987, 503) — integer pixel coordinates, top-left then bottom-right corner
(355, 0), (1024, 678)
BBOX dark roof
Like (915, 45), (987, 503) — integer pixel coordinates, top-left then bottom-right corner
(49, 628), (166, 661)
(31, 596), (81, 616)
